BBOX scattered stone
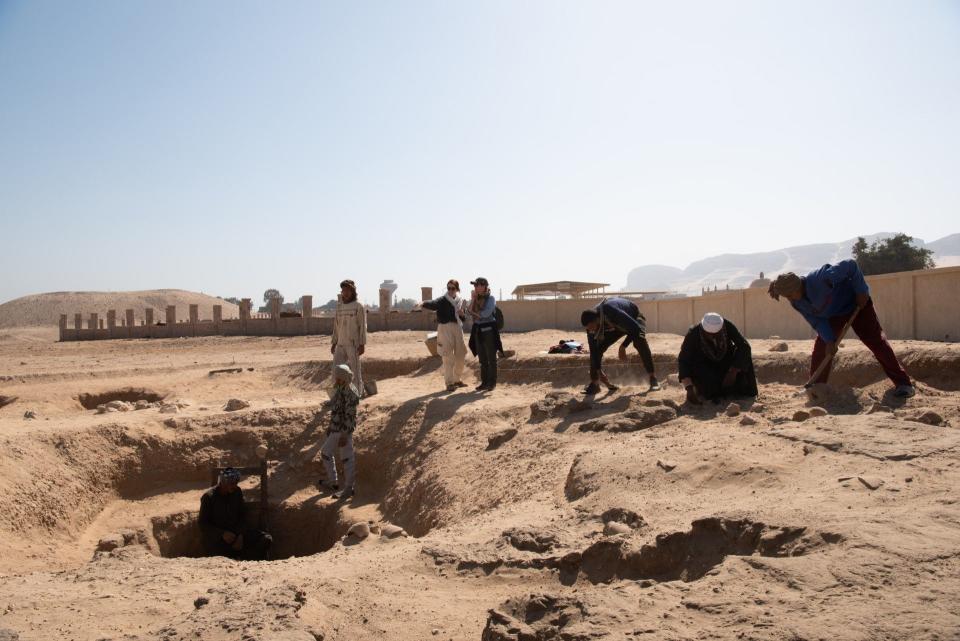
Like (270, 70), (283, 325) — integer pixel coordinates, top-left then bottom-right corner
(803, 444), (815, 456)
(752, 403), (766, 413)
(134, 400), (151, 410)
(867, 402), (893, 414)
(858, 476), (884, 491)
(603, 521), (632, 536)
(380, 524), (408, 539)
(0, 395), (18, 409)
(255, 444), (269, 459)
(104, 400), (133, 412)
(163, 418), (180, 429)
(725, 402), (741, 417)
(905, 476), (914, 483)
(809, 406), (828, 417)
(530, 392), (592, 420)
(159, 403), (179, 414)
(739, 414), (757, 426)
(908, 410), (944, 426)
(768, 342), (789, 352)
(223, 398), (251, 412)
(600, 507), (644, 529)
(347, 521), (370, 540)
(502, 527), (558, 553)
(22, 410), (37, 420)
(657, 459), (677, 472)
(486, 428), (518, 451)
(194, 596), (209, 608)
(579, 406), (677, 433)
(792, 410), (811, 422)
(96, 533), (125, 552)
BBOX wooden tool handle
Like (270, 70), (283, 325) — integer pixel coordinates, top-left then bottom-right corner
(803, 306), (862, 388)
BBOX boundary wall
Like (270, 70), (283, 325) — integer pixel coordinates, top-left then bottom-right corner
(498, 266), (960, 341)
(58, 266), (960, 342)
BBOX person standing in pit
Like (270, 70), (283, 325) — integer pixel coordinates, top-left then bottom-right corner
(331, 279), (366, 397)
(418, 279), (469, 392)
(317, 364), (361, 500)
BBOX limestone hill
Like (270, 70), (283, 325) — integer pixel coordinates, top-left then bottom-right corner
(0, 289), (239, 328)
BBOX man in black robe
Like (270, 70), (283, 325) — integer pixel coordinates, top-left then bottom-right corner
(199, 468), (272, 560)
(678, 313), (757, 404)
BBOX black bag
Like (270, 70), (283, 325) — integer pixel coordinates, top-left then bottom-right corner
(494, 306), (505, 331)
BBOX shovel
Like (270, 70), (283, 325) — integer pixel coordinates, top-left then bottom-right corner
(803, 306), (862, 389)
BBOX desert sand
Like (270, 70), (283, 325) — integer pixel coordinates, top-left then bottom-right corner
(0, 326), (958, 640)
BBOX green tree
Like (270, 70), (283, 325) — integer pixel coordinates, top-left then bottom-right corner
(852, 234), (934, 276)
(263, 289), (284, 305)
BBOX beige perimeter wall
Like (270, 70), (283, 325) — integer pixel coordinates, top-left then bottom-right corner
(498, 266), (960, 341)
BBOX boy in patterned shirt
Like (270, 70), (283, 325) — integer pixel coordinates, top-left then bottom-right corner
(318, 363), (361, 500)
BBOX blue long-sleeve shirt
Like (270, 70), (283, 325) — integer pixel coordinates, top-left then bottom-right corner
(474, 295), (496, 323)
(790, 259), (870, 342)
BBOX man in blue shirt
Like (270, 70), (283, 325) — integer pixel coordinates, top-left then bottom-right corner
(580, 297), (660, 395)
(768, 259), (914, 397)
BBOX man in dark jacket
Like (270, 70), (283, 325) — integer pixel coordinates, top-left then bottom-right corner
(199, 468), (272, 560)
(679, 313), (757, 404)
(768, 260), (914, 397)
(580, 297), (660, 394)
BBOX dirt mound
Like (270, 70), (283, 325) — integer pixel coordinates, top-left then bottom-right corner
(0, 289), (238, 328)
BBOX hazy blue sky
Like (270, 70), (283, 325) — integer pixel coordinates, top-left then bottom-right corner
(1, 1), (958, 305)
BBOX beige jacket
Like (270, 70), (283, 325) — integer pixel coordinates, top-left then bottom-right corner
(333, 300), (367, 348)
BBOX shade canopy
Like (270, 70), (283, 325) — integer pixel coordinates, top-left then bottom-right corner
(511, 281), (609, 300)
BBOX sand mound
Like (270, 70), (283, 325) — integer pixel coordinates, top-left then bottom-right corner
(0, 289), (239, 328)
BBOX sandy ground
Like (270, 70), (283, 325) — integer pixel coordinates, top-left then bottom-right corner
(0, 327), (958, 640)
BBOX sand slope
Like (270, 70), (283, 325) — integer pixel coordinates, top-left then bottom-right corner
(0, 289), (239, 328)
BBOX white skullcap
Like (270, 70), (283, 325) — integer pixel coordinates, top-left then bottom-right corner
(334, 363), (354, 382)
(701, 312), (724, 334)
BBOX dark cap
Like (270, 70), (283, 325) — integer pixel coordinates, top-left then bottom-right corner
(339, 279), (356, 291)
(470, 277), (489, 287)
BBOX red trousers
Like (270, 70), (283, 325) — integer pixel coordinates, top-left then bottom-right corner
(810, 298), (911, 386)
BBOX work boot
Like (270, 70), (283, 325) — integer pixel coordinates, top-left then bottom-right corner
(893, 384), (916, 398)
(648, 377), (662, 392)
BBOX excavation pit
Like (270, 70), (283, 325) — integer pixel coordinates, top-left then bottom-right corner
(77, 387), (166, 410)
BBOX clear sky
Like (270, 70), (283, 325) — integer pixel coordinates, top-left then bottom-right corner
(1, 0), (958, 305)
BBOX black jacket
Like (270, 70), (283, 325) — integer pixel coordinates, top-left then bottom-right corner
(421, 296), (463, 325)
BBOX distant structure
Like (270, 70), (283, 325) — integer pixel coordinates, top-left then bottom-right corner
(749, 271), (771, 289)
(512, 281), (609, 300)
(379, 280), (398, 297)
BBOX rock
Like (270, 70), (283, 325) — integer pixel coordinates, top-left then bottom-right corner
(858, 476), (883, 490)
(22, 410), (37, 420)
(752, 403), (766, 413)
(502, 527), (558, 552)
(530, 392), (592, 421)
(0, 628), (19, 641)
(803, 444), (815, 456)
(380, 524), (408, 539)
(193, 596), (209, 608)
(768, 342), (789, 352)
(223, 398), (250, 412)
(600, 507), (644, 529)
(486, 428), (518, 450)
(725, 402), (741, 417)
(657, 459), (677, 472)
(255, 444), (269, 459)
(159, 403), (179, 414)
(908, 410), (944, 426)
(96, 533), (125, 552)
(809, 406), (828, 417)
(579, 406), (677, 433)
(134, 400), (151, 410)
(867, 402), (893, 414)
(0, 395), (18, 409)
(740, 414), (757, 426)
(792, 410), (811, 422)
(163, 418), (180, 429)
(105, 400), (132, 412)
(603, 521), (632, 536)
(368, 523), (381, 535)
(347, 521), (370, 540)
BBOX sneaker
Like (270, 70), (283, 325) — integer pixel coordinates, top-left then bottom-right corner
(893, 384), (916, 398)
(648, 377), (662, 392)
(605, 383), (620, 392)
(446, 384), (458, 392)
(583, 383), (601, 395)
(334, 487), (355, 500)
(454, 381), (468, 388)
(475, 383), (489, 392)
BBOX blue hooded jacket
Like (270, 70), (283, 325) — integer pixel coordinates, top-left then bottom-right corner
(790, 259), (869, 342)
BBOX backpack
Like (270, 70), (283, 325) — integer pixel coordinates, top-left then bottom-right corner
(494, 306), (505, 331)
